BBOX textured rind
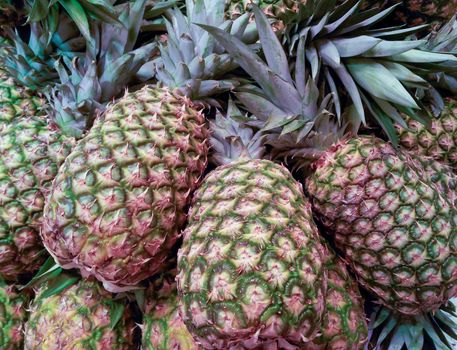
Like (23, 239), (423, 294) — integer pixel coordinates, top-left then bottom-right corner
(178, 159), (328, 349)
(142, 271), (200, 350)
(42, 86), (208, 291)
(362, 0), (457, 27)
(24, 279), (135, 350)
(398, 100), (457, 170)
(0, 70), (72, 280)
(0, 281), (29, 350)
(304, 255), (368, 350)
(306, 136), (457, 315)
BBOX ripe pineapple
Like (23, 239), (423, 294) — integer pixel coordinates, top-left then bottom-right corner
(304, 255), (367, 350)
(305, 136), (457, 315)
(24, 277), (135, 350)
(142, 270), (200, 350)
(0, 279), (30, 350)
(41, 0), (253, 292)
(397, 100), (457, 170)
(177, 106), (328, 349)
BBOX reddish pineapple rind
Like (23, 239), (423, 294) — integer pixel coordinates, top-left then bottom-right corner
(41, 86), (209, 292)
(306, 136), (457, 316)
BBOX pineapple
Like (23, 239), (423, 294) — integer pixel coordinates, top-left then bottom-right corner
(362, 0), (457, 28)
(0, 279), (30, 350)
(0, 112), (74, 280)
(397, 100), (457, 170)
(41, 0), (253, 292)
(305, 136), (457, 315)
(0, 32), (75, 281)
(142, 269), (200, 350)
(224, 0), (297, 20)
(304, 255), (368, 350)
(203, 6), (457, 317)
(23, 277), (135, 350)
(177, 105), (328, 349)
(0, 0), (162, 281)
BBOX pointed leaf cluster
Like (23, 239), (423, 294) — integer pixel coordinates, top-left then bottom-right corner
(154, 0), (256, 102)
(201, 5), (332, 141)
(368, 301), (457, 350)
(46, 0), (161, 138)
(283, 0), (457, 144)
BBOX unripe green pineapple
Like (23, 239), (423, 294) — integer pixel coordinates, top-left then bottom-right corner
(177, 107), (328, 349)
(304, 255), (368, 350)
(0, 280), (30, 350)
(142, 270), (200, 350)
(306, 136), (457, 316)
(398, 100), (457, 171)
(24, 278), (135, 350)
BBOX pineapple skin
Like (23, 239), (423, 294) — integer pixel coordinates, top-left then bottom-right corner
(0, 281), (29, 350)
(41, 86), (209, 292)
(304, 256), (368, 350)
(0, 71), (73, 280)
(142, 271), (200, 350)
(177, 159), (328, 349)
(306, 136), (457, 316)
(23, 279), (135, 350)
(363, 0), (457, 27)
(398, 100), (457, 170)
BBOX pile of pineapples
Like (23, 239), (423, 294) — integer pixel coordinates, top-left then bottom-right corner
(1, 0), (457, 349)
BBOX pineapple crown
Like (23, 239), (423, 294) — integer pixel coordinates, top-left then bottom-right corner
(266, 113), (350, 174)
(282, 0), (457, 144)
(0, 15), (82, 90)
(367, 301), (457, 350)
(153, 0), (257, 103)
(25, 0), (121, 49)
(205, 2), (457, 145)
(419, 16), (457, 112)
(45, 0), (170, 138)
(210, 98), (266, 166)
(201, 5), (333, 142)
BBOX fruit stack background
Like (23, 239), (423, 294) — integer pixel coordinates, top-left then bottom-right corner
(0, 0), (457, 349)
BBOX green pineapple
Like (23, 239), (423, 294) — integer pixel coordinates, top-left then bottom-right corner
(177, 104), (328, 349)
(41, 0), (253, 292)
(23, 277), (135, 350)
(0, 279), (30, 350)
(142, 269), (200, 350)
(203, 4), (457, 317)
